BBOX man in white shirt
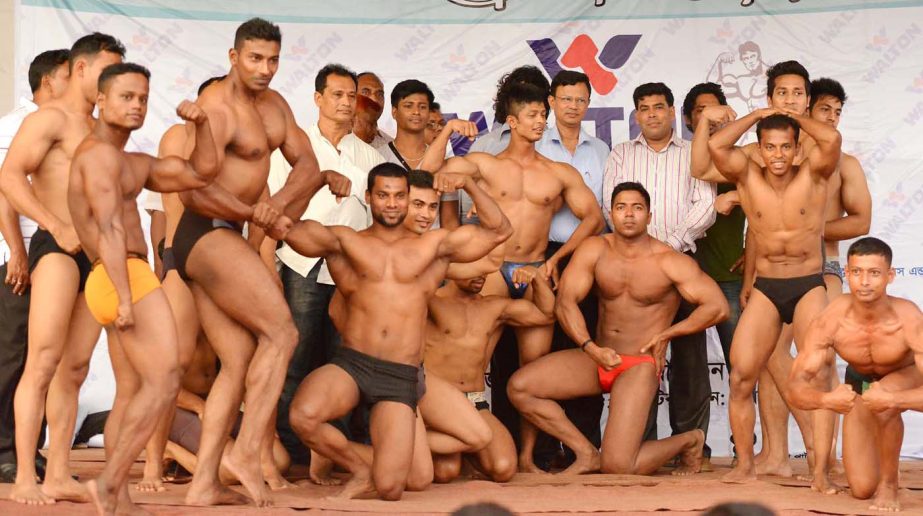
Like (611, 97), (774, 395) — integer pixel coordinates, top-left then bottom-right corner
(602, 82), (716, 463)
(0, 48), (70, 483)
(267, 64), (384, 465)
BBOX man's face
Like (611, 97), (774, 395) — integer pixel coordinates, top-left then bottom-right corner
(769, 74), (808, 115)
(507, 102), (547, 143)
(352, 111), (376, 144)
(99, 73), (149, 131)
(809, 95), (843, 129)
(635, 94), (674, 142)
(846, 254), (894, 304)
(367, 176), (409, 228)
(404, 186), (440, 234)
(358, 74), (385, 108)
(424, 109), (445, 146)
(741, 50), (760, 72)
(685, 93), (721, 135)
(315, 73), (356, 125)
(550, 82), (590, 127)
(455, 275), (486, 294)
(230, 39), (280, 92)
(78, 51), (123, 103)
(46, 63), (71, 99)
(610, 190), (650, 238)
(392, 93), (429, 133)
(758, 128), (798, 176)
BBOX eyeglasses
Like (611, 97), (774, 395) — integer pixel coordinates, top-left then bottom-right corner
(555, 96), (589, 107)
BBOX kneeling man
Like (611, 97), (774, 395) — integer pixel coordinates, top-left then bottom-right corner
(790, 237), (923, 512)
(508, 182), (728, 475)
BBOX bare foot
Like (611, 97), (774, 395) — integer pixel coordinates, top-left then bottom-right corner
(43, 476), (91, 502)
(184, 480), (250, 506)
(330, 470), (376, 500)
(309, 450), (341, 486)
(223, 450), (272, 507)
(557, 451), (601, 476)
(797, 473), (814, 482)
(116, 485), (153, 516)
(869, 484), (901, 512)
(134, 476), (164, 493)
(263, 468), (297, 491)
(673, 430), (704, 476)
(518, 453), (549, 474)
(811, 473), (843, 495)
(721, 463), (757, 484)
(755, 457), (793, 478)
(9, 481), (55, 505)
(85, 479), (117, 516)
(753, 449), (768, 465)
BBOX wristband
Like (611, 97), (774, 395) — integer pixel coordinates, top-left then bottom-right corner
(580, 339), (593, 351)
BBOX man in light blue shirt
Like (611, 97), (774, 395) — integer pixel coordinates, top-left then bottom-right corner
(535, 70), (609, 465)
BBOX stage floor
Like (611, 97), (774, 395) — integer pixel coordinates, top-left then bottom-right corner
(0, 450), (921, 514)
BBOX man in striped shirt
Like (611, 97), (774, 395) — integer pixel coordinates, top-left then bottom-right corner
(602, 82), (716, 464)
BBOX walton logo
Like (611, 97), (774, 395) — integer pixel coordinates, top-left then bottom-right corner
(528, 34), (641, 95)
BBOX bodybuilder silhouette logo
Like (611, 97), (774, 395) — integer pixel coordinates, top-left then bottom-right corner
(528, 34), (641, 95)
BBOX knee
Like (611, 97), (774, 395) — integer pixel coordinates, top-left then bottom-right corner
(266, 322), (298, 357)
(489, 456), (516, 483)
(851, 482), (876, 500)
(407, 465), (433, 491)
(506, 373), (532, 408)
(729, 370), (754, 397)
(469, 422), (492, 452)
(374, 475), (406, 501)
(600, 452), (637, 475)
(433, 458), (461, 484)
(288, 403), (324, 441)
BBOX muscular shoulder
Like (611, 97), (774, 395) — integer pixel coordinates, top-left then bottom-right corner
(573, 235), (608, 261)
(817, 295), (852, 326)
(655, 243), (698, 272)
(548, 159), (581, 180)
(17, 105), (68, 136)
(891, 296), (923, 321)
(838, 153), (865, 179)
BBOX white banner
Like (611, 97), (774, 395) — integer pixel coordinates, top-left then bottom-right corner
(13, 0), (923, 457)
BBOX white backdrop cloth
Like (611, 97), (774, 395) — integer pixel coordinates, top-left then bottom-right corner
(13, 0), (923, 457)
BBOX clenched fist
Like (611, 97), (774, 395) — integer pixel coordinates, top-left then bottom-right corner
(176, 100), (208, 124)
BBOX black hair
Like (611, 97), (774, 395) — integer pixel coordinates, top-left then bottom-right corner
(69, 32), (126, 72)
(610, 181), (651, 209)
(28, 49), (70, 93)
(703, 502), (775, 516)
(633, 82), (674, 109)
(756, 114), (800, 143)
(390, 79), (434, 107)
(315, 63), (358, 93)
(367, 162), (409, 192)
(430, 101), (441, 112)
(234, 18), (281, 49)
(197, 75), (225, 96)
(848, 237), (893, 266)
(681, 82), (728, 128)
(766, 60), (810, 98)
(493, 65), (550, 123)
(504, 81), (548, 119)
(452, 503), (514, 516)
(550, 70), (591, 97)
(809, 77), (847, 109)
(98, 62), (150, 93)
(408, 170), (435, 190)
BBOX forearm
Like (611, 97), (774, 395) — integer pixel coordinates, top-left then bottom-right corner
(98, 225), (132, 307)
(661, 303), (726, 341)
(690, 119), (714, 180)
(463, 180), (507, 233)
(530, 277), (555, 318)
(176, 388), (206, 415)
(0, 193), (26, 257)
(824, 214), (870, 241)
(0, 172), (64, 232)
(789, 381), (830, 411)
(555, 299), (592, 346)
(188, 120), (219, 181)
(271, 156), (323, 219)
(440, 199), (460, 230)
(179, 184), (255, 222)
(551, 218), (597, 263)
(671, 191), (716, 249)
(710, 111), (760, 153)
(890, 387), (923, 411)
(791, 113), (841, 150)
(420, 131), (451, 172)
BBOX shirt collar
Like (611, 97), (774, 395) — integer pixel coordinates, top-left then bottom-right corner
(547, 124), (590, 147)
(632, 129), (683, 151)
(310, 122), (355, 151)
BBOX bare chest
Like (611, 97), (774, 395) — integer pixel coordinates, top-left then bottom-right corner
(834, 319), (911, 370)
(486, 162), (562, 208)
(741, 171), (825, 232)
(595, 255), (675, 305)
(227, 102), (286, 161)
